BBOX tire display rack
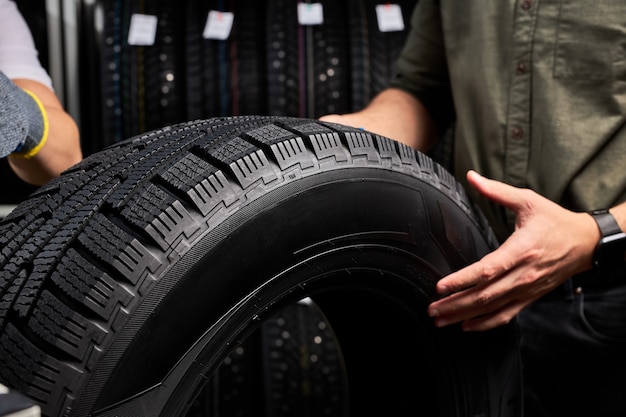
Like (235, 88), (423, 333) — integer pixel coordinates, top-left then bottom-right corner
(77, 0), (418, 158)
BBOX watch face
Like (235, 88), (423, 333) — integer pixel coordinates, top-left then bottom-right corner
(598, 232), (626, 269)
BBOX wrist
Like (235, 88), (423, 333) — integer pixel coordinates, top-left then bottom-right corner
(10, 89), (48, 159)
(589, 209), (626, 273)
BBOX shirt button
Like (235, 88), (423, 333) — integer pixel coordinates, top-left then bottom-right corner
(512, 127), (524, 140)
(521, 0), (532, 10)
(516, 62), (527, 75)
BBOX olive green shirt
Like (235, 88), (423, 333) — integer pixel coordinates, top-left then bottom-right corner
(391, 0), (626, 241)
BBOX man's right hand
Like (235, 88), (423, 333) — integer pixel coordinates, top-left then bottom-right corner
(319, 88), (437, 152)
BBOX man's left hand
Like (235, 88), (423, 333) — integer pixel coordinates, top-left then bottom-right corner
(427, 170), (599, 331)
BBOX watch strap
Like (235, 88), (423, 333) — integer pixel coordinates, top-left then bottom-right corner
(590, 209), (621, 236)
(590, 209), (626, 272)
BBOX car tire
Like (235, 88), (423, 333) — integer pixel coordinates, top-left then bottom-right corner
(0, 116), (521, 417)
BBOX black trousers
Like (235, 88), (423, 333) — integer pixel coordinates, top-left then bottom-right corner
(518, 266), (626, 417)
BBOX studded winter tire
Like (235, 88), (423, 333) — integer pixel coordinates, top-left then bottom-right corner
(0, 116), (521, 417)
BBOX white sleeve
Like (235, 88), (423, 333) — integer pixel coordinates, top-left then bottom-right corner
(0, 0), (53, 90)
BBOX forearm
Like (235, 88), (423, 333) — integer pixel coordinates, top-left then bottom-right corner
(8, 79), (81, 185)
(320, 88), (438, 152)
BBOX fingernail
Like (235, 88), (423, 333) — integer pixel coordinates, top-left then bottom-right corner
(436, 318), (448, 327)
(429, 308), (439, 318)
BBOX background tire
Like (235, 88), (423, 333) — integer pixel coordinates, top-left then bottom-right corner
(0, 116), (521, 417)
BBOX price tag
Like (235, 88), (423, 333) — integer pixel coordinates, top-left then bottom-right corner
(297, 3), (324, 26)
(128, 14), (158, 46)
(375, 4), (405, 33)
(203, 10), (235, 40)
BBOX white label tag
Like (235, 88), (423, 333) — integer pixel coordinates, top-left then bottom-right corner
(375, 4), (405, 32)
(127, 14), (158, 46)
(203, 10), (235, 40)
(297, 3), (324, 26)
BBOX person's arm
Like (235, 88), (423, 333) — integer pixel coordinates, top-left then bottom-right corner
(320, 88), (439, 153)
(427, 170), (626, 331)
(8, 78), (81, 185)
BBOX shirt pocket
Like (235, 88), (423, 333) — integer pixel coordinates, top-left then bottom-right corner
(554, 0), (626, 81)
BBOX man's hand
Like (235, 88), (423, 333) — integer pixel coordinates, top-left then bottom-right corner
(320, 88), (438, 151)
(427, 170), (600, 331)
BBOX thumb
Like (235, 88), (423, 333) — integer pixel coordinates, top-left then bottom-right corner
(466, 170), (526, 212)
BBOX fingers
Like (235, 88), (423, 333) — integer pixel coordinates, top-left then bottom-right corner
(434, 259), (495, 294)
(434, 236), (523, 295)
(459, 299), (527, 331)
(319, 113), (368, 132)
(428, 268), (535, 331)
(318, 114), (342, 123)
(426, 234), (540, 331)
(428, 260), (517, 324)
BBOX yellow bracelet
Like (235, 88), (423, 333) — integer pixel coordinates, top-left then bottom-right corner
(11, 89), (50, 159)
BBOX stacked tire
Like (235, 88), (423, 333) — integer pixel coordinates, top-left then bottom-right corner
(80, 0), (419, 156)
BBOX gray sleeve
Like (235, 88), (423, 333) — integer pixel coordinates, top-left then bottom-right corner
(0, 0), (54, 90)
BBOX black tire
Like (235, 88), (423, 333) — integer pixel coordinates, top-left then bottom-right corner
(0, 116), (521, 417)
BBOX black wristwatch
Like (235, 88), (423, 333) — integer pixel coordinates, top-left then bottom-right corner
(589, 209), (626, 273)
